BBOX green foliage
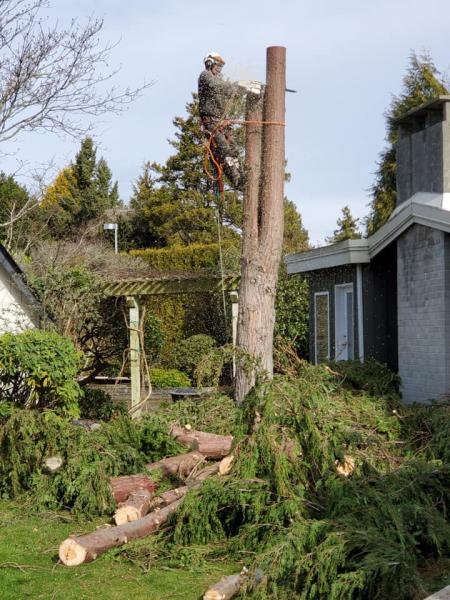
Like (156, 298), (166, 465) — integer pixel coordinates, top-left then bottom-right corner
(366, 52), (448, 235)
(275, 268), (309, 358)
(174, 334), (217, 379)
(162, 393), (238, 436)
(130, 242), (238, 274)
(158, 361), (450, 598)
(42, 137), (121, 237)
(150, 368), (191, 388)
(0, 330), (83, 416)
(78, 388), (125, 421)
(0, 172), (38, 252)
(0, 409), (183, 515)
(326, 205), (361, 244)
(329, 358), (401, 397)
(283, 199), (310, 253)
(30, 265), (129, 380)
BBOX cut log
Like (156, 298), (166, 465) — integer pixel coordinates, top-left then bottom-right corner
(109, 474), (157, 504)
(59, 498), (183, 566)
(146, 451), (206, 479)
(218, 454), (234, 476)
(170, 425), (233, 459)
(43, 456), (64, 474)
(113, 489), (153, 525)
(203, 571), (247, 600)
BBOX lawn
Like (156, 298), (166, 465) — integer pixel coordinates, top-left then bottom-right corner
(0, 500), (239, 600)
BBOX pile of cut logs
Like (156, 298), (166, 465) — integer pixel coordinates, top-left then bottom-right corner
(58, 424), (246, 599)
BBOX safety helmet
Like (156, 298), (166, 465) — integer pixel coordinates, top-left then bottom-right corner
(204, 52), (225, 69)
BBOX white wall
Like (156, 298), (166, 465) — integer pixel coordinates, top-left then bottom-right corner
(0, 273), (36, 333)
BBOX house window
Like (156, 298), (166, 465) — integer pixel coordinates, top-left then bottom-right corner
(314, 292), (329, 364)
(334, 283), (354, 361)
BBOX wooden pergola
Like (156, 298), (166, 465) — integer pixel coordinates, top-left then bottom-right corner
(103, 274), (239, 415)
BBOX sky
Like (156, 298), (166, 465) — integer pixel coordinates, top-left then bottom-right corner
(3, 0), (450, 245)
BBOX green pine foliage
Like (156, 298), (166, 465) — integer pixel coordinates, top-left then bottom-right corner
(366, 52), (448, 235)
(0, 409), (184, 515)
(156, 361), (450, 599)
(326, 205), (361, 244)
(275, 268), (309, 358)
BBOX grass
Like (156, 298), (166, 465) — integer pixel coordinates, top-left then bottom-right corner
(0, 499), (239, 600)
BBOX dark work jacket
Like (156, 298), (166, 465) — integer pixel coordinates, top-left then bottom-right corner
(198, 70), (237, 119)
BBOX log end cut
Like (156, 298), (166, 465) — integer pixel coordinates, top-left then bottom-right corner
(114, 505), (141, 525)
(59, 538), (88, 566)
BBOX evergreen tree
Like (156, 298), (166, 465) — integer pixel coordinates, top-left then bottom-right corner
(0, 172), (37, 251)
(41, 137), (121, 236)
(127, 95), (307, 252)
(365, 52), (448, 235)
(283, 198), (309, 253)
(326, 205), (361, 244)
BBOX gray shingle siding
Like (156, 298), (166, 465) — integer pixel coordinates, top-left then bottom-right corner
(397, 225), (450, 402)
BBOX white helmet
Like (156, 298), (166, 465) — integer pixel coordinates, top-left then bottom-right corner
(204, 52), (225, 69)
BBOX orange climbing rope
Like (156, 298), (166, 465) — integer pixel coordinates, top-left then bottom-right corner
(202, 117), (285, 190)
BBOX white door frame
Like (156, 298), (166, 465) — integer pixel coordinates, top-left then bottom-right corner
(334, 283), (354, 361)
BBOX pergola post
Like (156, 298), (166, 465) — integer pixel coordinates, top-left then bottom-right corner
(126, 295), (141, 418)
(229, 291), (239, 378)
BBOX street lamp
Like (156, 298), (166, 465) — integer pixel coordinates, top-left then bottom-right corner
(103, 222), (118, 254)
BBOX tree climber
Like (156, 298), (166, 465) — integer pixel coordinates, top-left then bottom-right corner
(198, 52), (261, 191)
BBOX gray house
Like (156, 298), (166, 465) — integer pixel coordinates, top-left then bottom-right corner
(286, 96), (450, 404)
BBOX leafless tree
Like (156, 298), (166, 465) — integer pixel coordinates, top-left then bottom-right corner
(0, 0), (152, 143)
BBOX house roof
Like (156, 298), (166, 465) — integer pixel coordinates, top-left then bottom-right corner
(286, 197), (450, 275)
(0, 244), (43, 325)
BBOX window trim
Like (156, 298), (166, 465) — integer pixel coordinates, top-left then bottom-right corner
(314, 291), (330, 365)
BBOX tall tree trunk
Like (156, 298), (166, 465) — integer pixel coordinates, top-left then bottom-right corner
(235, 46), (286, 405)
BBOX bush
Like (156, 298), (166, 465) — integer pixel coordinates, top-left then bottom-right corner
(174, 334), (217, 380)
(329, 358), (401, 397)
(79, 388), (126, 421)
(150, 368), (191, 388)
(0, 330), (83, 416)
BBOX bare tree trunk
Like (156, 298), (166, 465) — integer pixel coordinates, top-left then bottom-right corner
(235, 46), (286, 405)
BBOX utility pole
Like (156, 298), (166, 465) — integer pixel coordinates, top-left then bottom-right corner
(235, 46), (286, 404)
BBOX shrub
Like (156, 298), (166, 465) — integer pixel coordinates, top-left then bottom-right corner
(174, 334), (217, 380)
(150, 368), (191, 388)
(79, 388), (126, 421)
(0, 330), (83, 416)
(329, 358), (401, 397)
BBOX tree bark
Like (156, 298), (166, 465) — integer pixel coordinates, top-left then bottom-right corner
(109, 474), (157, 504)
(203, 572), (247, 600)
(146, 451), (206, 479)
(235, 46), (286, 405)
(170, 425), (233, 459)
(148, 486), (189, 510)
(59, 498), (183, 566)
(60, 457), (226, 566)
(113, 489), (153, 525)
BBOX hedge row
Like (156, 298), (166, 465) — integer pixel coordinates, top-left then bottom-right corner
(129, 242), (239, 274)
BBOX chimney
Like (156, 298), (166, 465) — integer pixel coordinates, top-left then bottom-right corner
(396, 96), (450, 208)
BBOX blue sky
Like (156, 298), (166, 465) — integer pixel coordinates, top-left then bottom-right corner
(4, 0), (450, 244)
